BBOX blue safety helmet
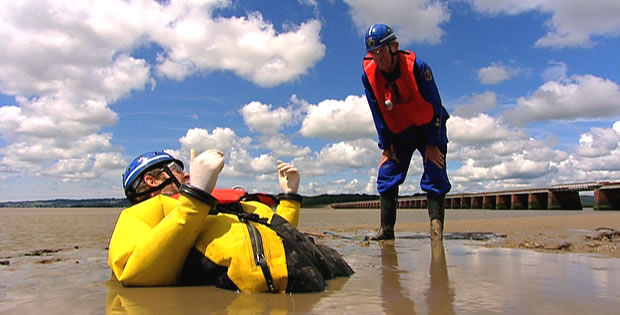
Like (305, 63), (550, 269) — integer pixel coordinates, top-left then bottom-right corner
(365, 24), (397, 52)
(122, 151), (184, 200)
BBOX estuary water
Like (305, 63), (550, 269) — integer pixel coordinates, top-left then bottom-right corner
(1, 208), (619, 314)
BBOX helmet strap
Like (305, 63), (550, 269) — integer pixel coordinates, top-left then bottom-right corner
(388, 41), (397, 68)
(162, 165), (182, 189)
(128, 164), (182, 202)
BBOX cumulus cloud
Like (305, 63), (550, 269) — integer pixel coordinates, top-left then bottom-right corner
(176, 127), (252, 161)
(445, 114), (620, 193)
(477, 62), (519, 85)
(447, 114), (514, 145)
(299, 95), (375, 140)
(174, 127), (281, 181)
(445, 112), (573, 192)
(317, 138), (378, 168)
(466, 0), (620, 48)
(554, 123), (620, 181)
(155, 12), (325, 87)
(0, 0), (325, 191)
(451, 91), (498, 118)
(344, 0), (450, 45)
(240, 101), (294, 135)
(503, 74), (620, 125)
(238, 100), (312, 157)
(577, 127), (620, 157)
(258, 134), (312, 158)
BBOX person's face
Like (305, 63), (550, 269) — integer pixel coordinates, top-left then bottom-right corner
(147, 161), (189, 196)
(370, 42), (397, 72)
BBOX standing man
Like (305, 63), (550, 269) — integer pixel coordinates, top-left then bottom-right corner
(361, 24), (451, 241)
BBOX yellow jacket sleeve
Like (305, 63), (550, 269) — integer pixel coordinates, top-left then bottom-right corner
(107, 194), (211, 286)
(274, 200), (301, 227)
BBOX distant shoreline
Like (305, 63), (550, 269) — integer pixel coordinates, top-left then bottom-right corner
(0, 193), (380, 208)
(0, 194), (594, 208)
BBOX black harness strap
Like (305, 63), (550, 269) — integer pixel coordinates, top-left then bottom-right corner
(210, 197), (275, 292)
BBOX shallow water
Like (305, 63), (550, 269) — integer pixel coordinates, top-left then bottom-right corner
(1, 208), (619, 314)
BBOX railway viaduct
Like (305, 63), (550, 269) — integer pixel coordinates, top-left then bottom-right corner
(329, 181), (620, 210)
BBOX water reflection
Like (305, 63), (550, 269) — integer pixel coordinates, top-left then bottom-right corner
(379, 241), (416, 314)
(426, 240), (455, 315)
(105, 275), (349, 314)
(3, 209), (620, 314)
(378, 240), (456, 315)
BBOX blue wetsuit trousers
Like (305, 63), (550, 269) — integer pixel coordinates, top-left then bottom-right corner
(377, 125), (451, 198)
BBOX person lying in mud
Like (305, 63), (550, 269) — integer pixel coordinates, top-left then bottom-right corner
(108, 149), (353, 292)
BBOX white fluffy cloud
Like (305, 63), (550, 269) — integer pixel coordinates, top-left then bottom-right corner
(447, 114), (515, 145)
(317, 139), (377, 168)
(446, 112), (620, 193)
(0, 0), (325, 189)
(240, 101), (295, 135)
(451, 91), (498, 118)
(467, 0), (620, 48)
(577, 127), (620, 158)
(175, 127), (281, 181)
(477, 62), (519, 85)
(503, 75), (620, 125)
(259, 134), (312, 158)
(155, 12), (325, 87)
(446, 113), (574, 192)
(299, 95), (375, 140)
(177, 127), (252, 160)
(344, 0), (450, 45)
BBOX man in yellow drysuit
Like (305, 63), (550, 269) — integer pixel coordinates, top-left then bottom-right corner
(108, 149), (353, 293)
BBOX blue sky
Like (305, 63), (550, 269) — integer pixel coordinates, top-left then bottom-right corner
(1, 0), (620, 201)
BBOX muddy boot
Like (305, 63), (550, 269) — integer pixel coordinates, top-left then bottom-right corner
(430, 219), (443, 241)
(369, 188), (398, 241)
(427, 195), (445, 241)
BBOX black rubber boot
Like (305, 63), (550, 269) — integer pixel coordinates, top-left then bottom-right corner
(427, 195), (445, 241)
(369, 187), (398, 241)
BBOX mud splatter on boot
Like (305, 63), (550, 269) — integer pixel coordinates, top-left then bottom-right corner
(430, 219), (443, 241)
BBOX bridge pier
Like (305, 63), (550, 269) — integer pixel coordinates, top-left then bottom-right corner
(528, 192), (548, 209)
(482, 195), (496, 209)
(461, 196), (472, 209)
(413, 199), (421, 208)
(471, 196), (483, 209)
(450, 197), (460, 209)
(548, 191), (582, 210)
(594, 186), (620, 210)
(511, 193), (528, 210)
(496, 194), (511, 210)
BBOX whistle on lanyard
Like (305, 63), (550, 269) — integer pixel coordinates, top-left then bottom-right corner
(384, 91), (393, 110)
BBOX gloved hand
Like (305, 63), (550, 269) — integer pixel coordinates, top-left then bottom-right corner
(277, 160), (300, 194)
(189, 149), (224, 193)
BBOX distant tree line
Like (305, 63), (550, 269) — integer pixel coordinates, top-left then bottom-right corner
(0, 194), (380, 208)
(0, 194), (595, 208)
(301, 194), (380, 208)
(0, 198), (132, 208)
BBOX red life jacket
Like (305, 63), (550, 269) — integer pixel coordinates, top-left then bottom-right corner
(363, 50), (434, 133)
(171, 188), (277, 207)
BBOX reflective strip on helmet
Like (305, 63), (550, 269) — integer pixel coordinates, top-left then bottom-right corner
(379, 33), (396, 45)
(368, 24), (375, 36)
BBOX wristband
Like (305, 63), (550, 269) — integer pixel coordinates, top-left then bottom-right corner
(179, 184), (218, 209)
(277, 192), (303, 203)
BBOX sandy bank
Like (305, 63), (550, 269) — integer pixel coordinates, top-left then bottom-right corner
(304, 212), (620, 258)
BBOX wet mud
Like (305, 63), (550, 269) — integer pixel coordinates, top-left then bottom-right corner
(1, 207), (619, 314)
